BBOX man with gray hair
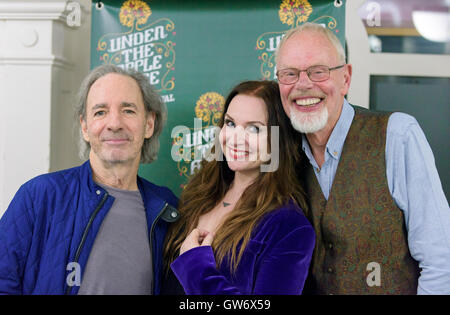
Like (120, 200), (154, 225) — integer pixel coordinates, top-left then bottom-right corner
(0, 65), (179, 294)
(275, 22), (449, 294)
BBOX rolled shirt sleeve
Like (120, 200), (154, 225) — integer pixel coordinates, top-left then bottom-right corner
(386, 112), (450, 294)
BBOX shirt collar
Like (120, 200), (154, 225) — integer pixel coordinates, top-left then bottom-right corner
(326, 99), (354, 160)
(301, 99), (355, 162)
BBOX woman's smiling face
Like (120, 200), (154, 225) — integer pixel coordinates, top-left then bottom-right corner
(219, 94), (269, 176)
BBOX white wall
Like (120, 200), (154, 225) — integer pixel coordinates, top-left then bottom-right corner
(0, 0), (91, 216)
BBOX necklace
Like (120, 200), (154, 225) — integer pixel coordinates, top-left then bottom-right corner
(223, 202), (231, 207)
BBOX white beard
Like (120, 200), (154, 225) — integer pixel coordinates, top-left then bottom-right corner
(290, 105), (328, 134)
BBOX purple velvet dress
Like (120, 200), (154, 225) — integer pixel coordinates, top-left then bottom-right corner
(170, 202), (315, 295)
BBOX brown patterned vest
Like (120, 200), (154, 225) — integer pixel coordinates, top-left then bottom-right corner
(302, 106), (420, 294)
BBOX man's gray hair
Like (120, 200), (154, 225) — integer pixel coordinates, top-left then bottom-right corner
(275, 22), (346, 65)
(75, 64), (167, 164)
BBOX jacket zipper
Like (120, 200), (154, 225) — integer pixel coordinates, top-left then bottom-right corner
(65, 192), (109, 295)
(149, 202), (169, 295)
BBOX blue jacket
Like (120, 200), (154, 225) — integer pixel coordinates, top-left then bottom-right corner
(0, 161), (178, 295)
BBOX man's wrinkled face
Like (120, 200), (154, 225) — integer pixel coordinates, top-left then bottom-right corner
(276, 31), (351, 135)
(80, 73), (155, 166)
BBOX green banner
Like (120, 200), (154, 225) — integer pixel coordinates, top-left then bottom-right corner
(90, 0), (346, 197)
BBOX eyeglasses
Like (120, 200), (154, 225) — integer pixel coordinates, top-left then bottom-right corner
(276, 64), (346, 84)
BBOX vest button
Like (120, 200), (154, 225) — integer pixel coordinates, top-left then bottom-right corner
(327, 267), (333, 273)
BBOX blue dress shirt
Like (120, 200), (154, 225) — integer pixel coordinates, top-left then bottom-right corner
(301, 99), (450, 294)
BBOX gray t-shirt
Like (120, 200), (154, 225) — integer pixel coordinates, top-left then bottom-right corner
(78, 183), (152, 295)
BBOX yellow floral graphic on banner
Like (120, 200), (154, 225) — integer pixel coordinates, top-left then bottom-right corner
(174, 92), (224, 184)
(279, 0), (313, 27)
(195, 92), (225, 126)
(256, 0), (340, 80)
(119, 0), (152, 27)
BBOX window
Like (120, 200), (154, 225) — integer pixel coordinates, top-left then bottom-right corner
(358, 0), (450, 54)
